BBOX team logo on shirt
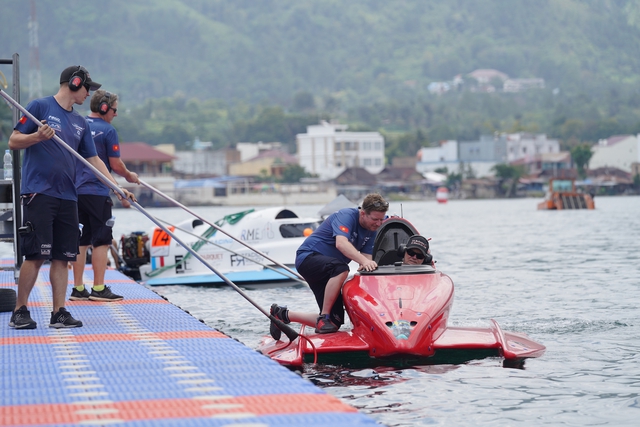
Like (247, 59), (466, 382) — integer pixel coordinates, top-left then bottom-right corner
(339, 225), (349, 233)
(72, 123), (85, 137)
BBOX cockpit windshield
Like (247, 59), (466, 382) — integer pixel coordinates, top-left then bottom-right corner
(279, 222), (320, 238)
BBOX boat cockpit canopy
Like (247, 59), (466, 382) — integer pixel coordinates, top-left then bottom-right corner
(372, 217), (420, 266)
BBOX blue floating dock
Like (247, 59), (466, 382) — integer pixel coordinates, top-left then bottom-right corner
(0, 265), (378, 426)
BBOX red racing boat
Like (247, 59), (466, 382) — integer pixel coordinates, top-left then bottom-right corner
(257, 217), (545, 368)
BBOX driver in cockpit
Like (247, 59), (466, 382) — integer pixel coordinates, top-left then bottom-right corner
(402, 235), (433, 265)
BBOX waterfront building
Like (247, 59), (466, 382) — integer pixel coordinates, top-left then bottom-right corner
(589, 134), (640, 174)
(297, 121), (385, 180)
(416, 133), (560, 179)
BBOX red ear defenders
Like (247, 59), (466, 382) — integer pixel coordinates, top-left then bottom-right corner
(68, 66), (89, 92)
(98, 92), (112, 115)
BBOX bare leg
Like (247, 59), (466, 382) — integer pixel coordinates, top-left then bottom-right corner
(71, 245), (89, 288)
(90, 245), (109, 286)
(15, 259), (45, 309)
(320, 271), (348, 315)
(50, 259), (70, 313)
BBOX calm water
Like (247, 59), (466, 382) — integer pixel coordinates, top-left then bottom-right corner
(3, 196), (639, 426)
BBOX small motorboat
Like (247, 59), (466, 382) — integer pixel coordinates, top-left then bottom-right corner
(119, 207), (321, 287)
(258, 217), (545, 368)
(537, 178), (594, 210)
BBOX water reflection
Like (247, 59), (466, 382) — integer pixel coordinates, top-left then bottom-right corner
(305, 363), (460, 389)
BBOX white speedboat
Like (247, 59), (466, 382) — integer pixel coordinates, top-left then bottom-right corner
(120, 207), (322, 287)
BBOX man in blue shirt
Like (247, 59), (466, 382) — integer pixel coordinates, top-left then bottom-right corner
(8, 65), (134, 330)
(70, 89), (140, 303)
(270, 193), (389, 338)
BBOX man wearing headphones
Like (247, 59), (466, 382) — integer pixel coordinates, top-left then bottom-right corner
(8, 65), (135, 330)
(70, 89), (140, 303)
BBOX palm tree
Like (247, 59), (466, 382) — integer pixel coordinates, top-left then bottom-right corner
(570, 144), (593, 179)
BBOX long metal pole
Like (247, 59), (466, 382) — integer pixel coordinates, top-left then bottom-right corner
(0, 88), (299, 342)
(0, 54), (24, 274)
(138, 179), (305, 282)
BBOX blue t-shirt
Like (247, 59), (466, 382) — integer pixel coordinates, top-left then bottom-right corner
(76, 116), (120, 196)
(295, 207), (377, 267)
(14, 96), (97, 201)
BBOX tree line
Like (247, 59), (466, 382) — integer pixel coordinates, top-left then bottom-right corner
(2, 82), (639, 169)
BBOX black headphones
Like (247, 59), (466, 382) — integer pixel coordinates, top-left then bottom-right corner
(68, 66), (89, 92)
(98, 92), (112, 115)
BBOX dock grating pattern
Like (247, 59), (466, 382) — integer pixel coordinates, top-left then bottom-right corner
(1, 266), (378, 426)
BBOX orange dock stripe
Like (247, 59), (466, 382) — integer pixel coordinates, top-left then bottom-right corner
(0, 393), (357, 425)
(1, 330), (227, 346)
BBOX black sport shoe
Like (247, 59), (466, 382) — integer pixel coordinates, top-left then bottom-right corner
(9, 305), (37, 329)
(269, 304), (289, 340)
(69, 287), (91, 301)
(49, 307), (83, 328)
(315, 314), (338, 334)
(89, 286), (123, 302)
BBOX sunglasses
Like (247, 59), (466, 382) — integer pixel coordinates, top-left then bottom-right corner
(111, 108), (118, 114)
(406, 249), (425, 259)
(364, 201), (389, 210)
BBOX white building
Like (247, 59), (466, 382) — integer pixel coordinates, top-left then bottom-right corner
(590, 134), (640, 173)
(503, 78), (545, 92)
(415, 133), (560, 178)
(418, 140), (458, 163)
(173, 151), (228, 176)
(236, 141), (283, 162)
(297, 121), (385, 180)
(505, 133), (560, 163)
(173, 139), (239, 176)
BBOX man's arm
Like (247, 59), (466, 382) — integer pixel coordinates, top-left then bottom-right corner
(109, 157), (139, 184)
(8, 123), (55, 150)
(86, 156), (136, 202)
(335, 235), (377, 271)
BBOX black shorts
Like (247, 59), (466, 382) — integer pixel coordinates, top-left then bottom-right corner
(78, 194), (114, 247)
(20, 194), (79, 261)
(296, 252), (350, 327)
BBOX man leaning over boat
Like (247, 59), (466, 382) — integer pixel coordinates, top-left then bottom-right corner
(269, 193), (389, 339)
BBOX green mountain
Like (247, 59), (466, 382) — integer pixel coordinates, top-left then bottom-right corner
(2, 0), (640, 154)
(2, 0), (640, 105)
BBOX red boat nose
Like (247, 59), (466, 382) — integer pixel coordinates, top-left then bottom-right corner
(344, 271), (454, 358)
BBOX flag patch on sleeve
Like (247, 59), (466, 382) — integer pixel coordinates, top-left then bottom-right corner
(339, 225), (349, 233)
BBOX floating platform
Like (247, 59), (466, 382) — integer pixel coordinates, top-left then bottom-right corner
(537, 178), (595, 210)
(0, 265), (377, 426)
